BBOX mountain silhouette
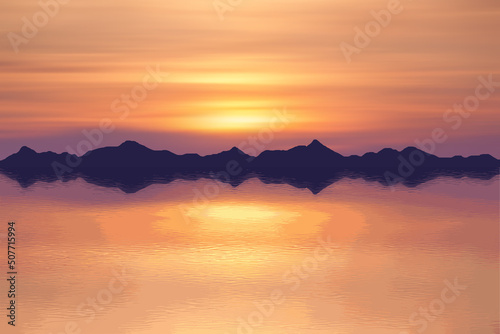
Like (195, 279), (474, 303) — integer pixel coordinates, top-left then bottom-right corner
(0, 140), (498, 193)
(253, 139), (344, 168)
(0, 146), (78, 169)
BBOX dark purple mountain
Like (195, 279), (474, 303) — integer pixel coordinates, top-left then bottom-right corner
(0, 146), (77, 169)
(0, 140), (498, 171)
(252, 139), (344, 168)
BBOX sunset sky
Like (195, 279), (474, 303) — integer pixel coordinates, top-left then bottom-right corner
(0, 0), (499, 159)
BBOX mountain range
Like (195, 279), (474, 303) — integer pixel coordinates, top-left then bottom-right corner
(0, 140), (498, 193)
(1, 139), (498, 171)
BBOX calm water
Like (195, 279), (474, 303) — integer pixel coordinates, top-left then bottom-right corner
(0, 174), (498, 334)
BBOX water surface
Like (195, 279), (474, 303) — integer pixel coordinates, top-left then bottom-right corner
(0, 175), (498, 334)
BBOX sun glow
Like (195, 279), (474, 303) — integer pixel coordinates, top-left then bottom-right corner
(205, 115), (271, 130)
(205, 204), (279, 221)
(169, 114), (274, 132)
(183, 203), (301, 230)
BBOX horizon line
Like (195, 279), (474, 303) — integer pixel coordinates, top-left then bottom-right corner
(3, 139), (499, 161)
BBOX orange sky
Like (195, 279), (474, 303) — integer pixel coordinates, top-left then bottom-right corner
(0, 0), (499, 158)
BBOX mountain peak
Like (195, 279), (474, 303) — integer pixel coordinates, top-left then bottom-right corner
(118, 141), (149, 150)
(18, 146), (36, 154)
(307, 139), (330, 150)
(226, 146), (247, 156)
(401, 146), (422, 153)
(378, 148), (398, 154)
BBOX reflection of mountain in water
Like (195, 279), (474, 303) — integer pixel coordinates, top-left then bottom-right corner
(1, 168), (497, 194)
(0, 140), (498, 194)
